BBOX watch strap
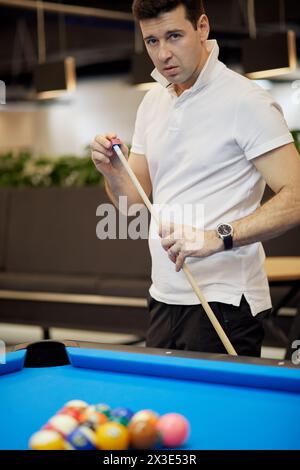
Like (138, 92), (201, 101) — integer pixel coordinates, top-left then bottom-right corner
(223, 234), (233, 250)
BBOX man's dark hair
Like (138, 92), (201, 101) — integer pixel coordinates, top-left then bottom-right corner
(132, 0), (205, 29)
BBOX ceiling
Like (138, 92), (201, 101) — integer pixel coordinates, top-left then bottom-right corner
(1, 0), (300, 92)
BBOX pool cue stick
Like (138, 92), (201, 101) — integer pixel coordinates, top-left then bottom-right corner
(112, 139), (237, 356)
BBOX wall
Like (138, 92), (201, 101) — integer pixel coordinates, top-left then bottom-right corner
(0, 108), (35, 153)
(0, 75), (146, 156)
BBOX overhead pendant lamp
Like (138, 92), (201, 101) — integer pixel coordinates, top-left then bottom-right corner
(33, 0), (76, 99)
(242, 0), (297, 79)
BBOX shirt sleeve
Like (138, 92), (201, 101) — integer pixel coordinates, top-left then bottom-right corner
(233, 86), (294, 160)
(131, 96), (147, 155)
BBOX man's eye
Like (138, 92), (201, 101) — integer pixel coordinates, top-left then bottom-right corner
(169, 33), (181, 40)
(146, 38), (157, 46)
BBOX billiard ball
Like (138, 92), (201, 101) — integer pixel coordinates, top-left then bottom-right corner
(111, 407), (134, 422)
(29, 430), (65, 450)
(90, 403), (111, 418)
(65, 426), (97, 450)
(44, 414), (78, 437)
(130, 409), (159, 427)
(57, 407), (82, 422)
(64, 400), (89, 411)
(156, 413), (190, 447)
(80, 410), (108, 431)
(129, 420), (159, 449)
(110, 415), (130, 427)
(96, 422), (130, 450)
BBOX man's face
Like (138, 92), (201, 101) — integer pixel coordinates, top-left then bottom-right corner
(140, 5), (209, 88)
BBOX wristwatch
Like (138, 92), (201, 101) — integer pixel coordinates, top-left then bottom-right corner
(216, 223), (234, 250)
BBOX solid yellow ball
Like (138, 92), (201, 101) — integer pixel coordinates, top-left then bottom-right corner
(29, 430), (65, 450)
(96, 422), (129, 450)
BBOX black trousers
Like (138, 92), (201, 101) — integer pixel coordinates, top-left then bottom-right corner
(146, 294), (271, 357)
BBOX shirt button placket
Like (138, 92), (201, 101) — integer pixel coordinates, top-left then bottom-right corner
(169, 103), (183, 132)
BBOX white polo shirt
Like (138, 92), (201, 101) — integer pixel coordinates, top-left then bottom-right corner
(131, 39), (294, 315)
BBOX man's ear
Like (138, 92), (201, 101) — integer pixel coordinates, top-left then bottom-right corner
(197, 14), (210, 42)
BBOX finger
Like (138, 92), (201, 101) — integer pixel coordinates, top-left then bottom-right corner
(168, 240), (182, 255)
(91, 151), (110, 165)
(94, 135), (113, 150)
(108, 136), (128, 158)
(175, 253), (185, 272)
(91, 141), (113, 157)
(107, 132), (117, 141)
(119, 142), (128, 156)
(161, 237), (176, 251)
(107, 133), (122, 150)
(167, 248), (177, 264)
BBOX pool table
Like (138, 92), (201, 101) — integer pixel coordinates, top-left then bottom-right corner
(0, 340), (300, 450)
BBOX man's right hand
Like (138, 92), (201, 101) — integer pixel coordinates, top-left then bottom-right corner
(91, 133), (129, 178)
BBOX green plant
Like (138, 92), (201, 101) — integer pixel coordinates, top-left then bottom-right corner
(0, 151), (31, 187)
(0, 150), (104, 188)
(291, 130), (300, 154)
(0, 133), (298, 189)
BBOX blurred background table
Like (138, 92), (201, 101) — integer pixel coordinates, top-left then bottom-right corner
(265, 257), (300, 360)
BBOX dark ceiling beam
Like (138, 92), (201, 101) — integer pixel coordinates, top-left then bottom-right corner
(0, 0), (133, 22)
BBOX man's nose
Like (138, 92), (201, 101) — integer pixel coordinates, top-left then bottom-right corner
(158, 43), (172, 62)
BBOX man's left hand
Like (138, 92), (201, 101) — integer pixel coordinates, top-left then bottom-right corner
(159, 223), (224, 272)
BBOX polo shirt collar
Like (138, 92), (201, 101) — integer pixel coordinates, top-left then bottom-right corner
(151, 39), (223, 93)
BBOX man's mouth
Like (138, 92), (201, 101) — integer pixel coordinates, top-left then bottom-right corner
(163, 66), (179, 76)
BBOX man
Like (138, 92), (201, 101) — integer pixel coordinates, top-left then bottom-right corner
(91, 0), (300, 356)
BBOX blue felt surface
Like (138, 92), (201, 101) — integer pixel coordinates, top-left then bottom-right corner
(0, 350), (26, 376)
(0, 348), (300, 450)
(68, 347), (300, 392)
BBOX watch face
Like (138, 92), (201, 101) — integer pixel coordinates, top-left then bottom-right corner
(218, 224), (232, 236)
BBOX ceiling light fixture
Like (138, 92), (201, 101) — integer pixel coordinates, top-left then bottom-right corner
(33, 0), (76, 99)
(242, 0), (297, 79)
